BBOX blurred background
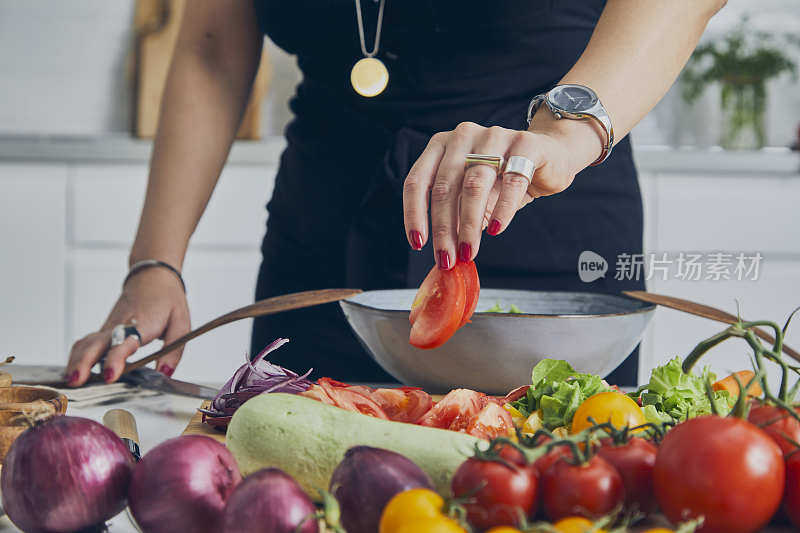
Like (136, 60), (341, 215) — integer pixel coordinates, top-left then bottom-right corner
(1, 0), (799, 386)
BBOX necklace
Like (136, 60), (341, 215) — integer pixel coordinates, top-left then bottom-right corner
(351, 0), (388, 97)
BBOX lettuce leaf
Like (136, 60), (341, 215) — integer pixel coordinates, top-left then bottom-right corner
(632, 357), (735, 423)
(511, 359), (612, 430)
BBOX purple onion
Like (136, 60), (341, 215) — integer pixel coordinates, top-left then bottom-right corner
(129, 435), (241, 533)
(330, 446), (434, 533)
(200, 338), (313, 428)
(1, 416), (134, 533)
(223, 468), (319, 533)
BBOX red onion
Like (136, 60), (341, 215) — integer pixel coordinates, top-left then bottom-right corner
(1, 416), (134, 533)
(330, 446), (433, 533)
(223, 468), (319, 533)
(200, 338), (313, 429)
(129, 435), (241, 533)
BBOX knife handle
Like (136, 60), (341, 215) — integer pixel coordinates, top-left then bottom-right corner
(103, 409), (141, 461)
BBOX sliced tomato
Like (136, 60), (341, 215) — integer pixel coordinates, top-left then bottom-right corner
(409, 265), (467, 349)
(371, 387), (434, 423)
(454, 260), (480, 327)
(418, 389), (487, 432)
(300, 384), (336, 405)
(316, 379), (390, 419)
(465, 402), (515, 440)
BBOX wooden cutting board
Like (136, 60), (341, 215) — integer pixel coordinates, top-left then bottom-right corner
(134, 0), (271, 139)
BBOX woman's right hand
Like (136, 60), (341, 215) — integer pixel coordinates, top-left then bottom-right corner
(65, 267), (191, 386)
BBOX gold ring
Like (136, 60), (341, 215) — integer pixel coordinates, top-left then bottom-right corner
(465, 154), (505, 173)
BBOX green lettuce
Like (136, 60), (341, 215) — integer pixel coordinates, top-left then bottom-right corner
(511, 359), (612, 430)
(631, 357), (735, 424)
(485, 302), (524, 314)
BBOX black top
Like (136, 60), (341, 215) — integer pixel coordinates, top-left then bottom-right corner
(250, 0), (645, 385)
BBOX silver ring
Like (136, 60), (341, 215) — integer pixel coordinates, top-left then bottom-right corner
(503, 155), (536, 185)
(465, 154), (505, 174)
(110, 322), (142, 347)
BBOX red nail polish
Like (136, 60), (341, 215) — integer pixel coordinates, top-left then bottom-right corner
(458, 242), (472, 263)
(159, 365), (175, 378)
(103, 367), (114, 383)
(487, 219), (502, 236)
(437, 250), (452, 270)
(409, 230), (424, 250)
(66, 370), (79, 384)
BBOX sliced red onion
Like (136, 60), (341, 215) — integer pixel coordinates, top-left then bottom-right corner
(200, 338), (313, 429)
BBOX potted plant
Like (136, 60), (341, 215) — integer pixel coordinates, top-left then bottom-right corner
(682, 16), (798, 150)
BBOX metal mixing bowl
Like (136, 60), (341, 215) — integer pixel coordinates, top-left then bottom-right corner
(340, 289), (655, 394)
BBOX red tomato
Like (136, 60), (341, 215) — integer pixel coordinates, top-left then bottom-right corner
(370, 387), (434, 423)
(533, 445), (571, 477)
(409, 265), (467, 349)
(654, 415), (784, 533)
(465, 402), (514, 440)
(418, 389), (486, 432)
(540, 454), (624, 521)
(316, 379), (390, 419)
(596, 437), (658, 513)
(455, 261), (480, 327)
(748, 402), (800, 456)
(451, 457), (538, 529)
(784, 453), (800, 527)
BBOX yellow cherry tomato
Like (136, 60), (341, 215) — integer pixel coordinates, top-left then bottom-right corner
(380, 489), (446, 533)
(485, 528), (522, 533)
(553, 516), (607, 533)
(571, 391), (646, 434)
(395, 516), (466, 533)
(641, 530), (675, 533)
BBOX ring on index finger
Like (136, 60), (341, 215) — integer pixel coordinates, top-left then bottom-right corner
(465, 154), (505, 175)
(503, 155), (536, 185)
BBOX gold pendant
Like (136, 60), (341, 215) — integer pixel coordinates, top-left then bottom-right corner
(350, 57), (389, 97)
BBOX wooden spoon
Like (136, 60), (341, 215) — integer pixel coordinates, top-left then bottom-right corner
(121, 288), (362, 375)
(623, 290), (800, 363)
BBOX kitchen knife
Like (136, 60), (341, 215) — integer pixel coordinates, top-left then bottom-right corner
(7, 365), (218, 401)
(103, 409), (143, 532)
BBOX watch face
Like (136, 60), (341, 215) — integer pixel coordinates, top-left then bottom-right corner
(550, 85), (598, 113)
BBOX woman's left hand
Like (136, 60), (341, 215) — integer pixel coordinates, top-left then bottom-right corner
(402, 120), (590, 269)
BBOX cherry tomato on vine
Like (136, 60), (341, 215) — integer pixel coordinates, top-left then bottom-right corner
(596, 437), (658, 513)
(783, 452), (800, 528)
(533, 445), (571, 476)
(747, 401), (800, 456)
(451, 455), (538, 530)
(540, 454), (624, 521)
(571, 391), (646, 434)
(654, 415), (784, 533)
(553, 516), (607, 533)
(380, 489), (465, 533)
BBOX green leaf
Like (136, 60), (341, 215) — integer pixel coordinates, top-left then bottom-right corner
(531, 359), (576, 388)
(540, 381), (583, 429)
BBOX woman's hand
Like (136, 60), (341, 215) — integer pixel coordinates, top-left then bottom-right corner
(403, 114), (602, 268)
(65, 268), (190, 386)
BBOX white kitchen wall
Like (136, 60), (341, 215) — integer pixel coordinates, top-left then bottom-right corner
(0, 0), (798, 145)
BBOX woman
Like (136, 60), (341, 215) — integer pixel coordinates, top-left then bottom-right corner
(66, 0), (726, 388)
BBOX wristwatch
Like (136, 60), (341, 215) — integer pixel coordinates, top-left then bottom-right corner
(526, 84), (614, 166)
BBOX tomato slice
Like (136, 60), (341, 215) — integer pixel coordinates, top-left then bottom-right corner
(315, 379), (390, 420)
(454, 261), (480, 327)
(417, 389), (487, 432)
(465, 402), (514, 440)
(370, 387), (434, 423)
(409, 265), (467, 349)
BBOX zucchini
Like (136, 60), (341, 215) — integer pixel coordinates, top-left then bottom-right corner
(226, 393), (481, 495)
